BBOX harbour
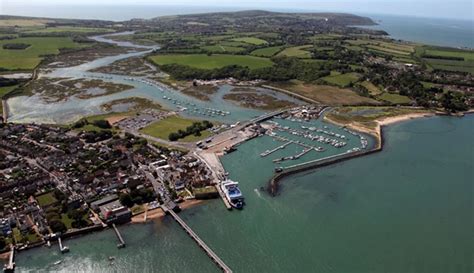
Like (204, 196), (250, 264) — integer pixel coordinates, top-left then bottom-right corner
(12, 115), (474, 273)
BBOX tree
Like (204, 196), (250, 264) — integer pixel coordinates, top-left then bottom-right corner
(119, 193), (134, 208)
(49, 219), (67, 233)
(0, 236), (6, 250)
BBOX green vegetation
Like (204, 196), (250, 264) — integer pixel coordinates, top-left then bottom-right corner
(149, 54), (273, 70)
(36, 192), (58, 207)
(0, 37), (85, 70)
(322, 72), (361, 87)
(270, 81), (379, 106)
(416, 46), (474, 73)
(277, 45), (313, 58)
(140, 115), (212, 142)
(200, 45), (245, 53)
(326, 106), (431, 130)
(231, 37), (268, 45)
(378, 92), (411, 104)
(250, 46), (285, 57)
(360, 81), (382, 96)
(23, 26), (115, 34)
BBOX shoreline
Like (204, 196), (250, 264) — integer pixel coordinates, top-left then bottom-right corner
(131, 199), (204, 223)
(268, 109), (472, 196)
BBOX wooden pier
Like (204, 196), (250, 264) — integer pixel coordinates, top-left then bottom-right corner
(3, 245), (15, 273)
(167, 209), (232, 273)
(112, 223), (126, 248)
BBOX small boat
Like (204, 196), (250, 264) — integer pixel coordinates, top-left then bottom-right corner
(53, 260), (62, 265)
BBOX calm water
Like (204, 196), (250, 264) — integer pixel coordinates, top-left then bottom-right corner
(359, 14), (474, 48)
(16, 115), (474, 272)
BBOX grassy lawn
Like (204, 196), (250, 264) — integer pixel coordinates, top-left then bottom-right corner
(140, 115), (212, 142)
(36, 192), (58, 207)
(0, 37), (85, 70)
(250, 46), (285, 57)
(25, 232), (41, 243)
(277, 45), (313, 58)
(271, 81), (379, 106)
(378, 92), (411, 104)
(322, 72), (361, 87)
(12, 228), (23, 244)
(24, 26), (115, 34)
(149, 54), (273, 70)
(231, 37), (268, 45)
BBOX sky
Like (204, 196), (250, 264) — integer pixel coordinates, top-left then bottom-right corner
(1, 0), (473, 20)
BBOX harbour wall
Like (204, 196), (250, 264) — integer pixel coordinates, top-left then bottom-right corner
(268, 125), (384, 196)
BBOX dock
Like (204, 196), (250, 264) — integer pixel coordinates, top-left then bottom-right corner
(260, 141), (292, 157)
(3, 245), (15, 273)
(112, 223), (126, 248)
(167, 209), (232, 273)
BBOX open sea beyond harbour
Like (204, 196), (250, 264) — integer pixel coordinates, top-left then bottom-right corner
(16, 115), (474, 272)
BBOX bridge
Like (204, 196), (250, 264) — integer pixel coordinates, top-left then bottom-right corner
(164, 207), (232, 273)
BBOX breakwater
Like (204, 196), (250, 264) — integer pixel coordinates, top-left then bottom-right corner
(268, 125), (384, 196)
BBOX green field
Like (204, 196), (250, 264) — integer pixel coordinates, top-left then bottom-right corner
(322, 72), (361, 87)
(200, 45), (246, 53)
(277, 45), (313, 58)
(0, 37), (85, 70)
(250, 46), (285, 57)
(231, 37), (268, 45)
(149, 54), (273, 70)
(23, 26), (115, 34)
(140, 115), (211, 142)
(360, 81), (382, 96)
(36, 192), (58, 207)
(378, 92), (411, 104)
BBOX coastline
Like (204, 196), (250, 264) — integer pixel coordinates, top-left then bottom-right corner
(131, 199), (204, 223)
(269, 109), (471, 196)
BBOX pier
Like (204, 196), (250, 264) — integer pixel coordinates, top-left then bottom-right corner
(260, 141), (292, 157)
(112, 223), (126, 248)
(3, 245), (15, 273)
(166, 209), (232, 273)
(58, 237), (69, 253)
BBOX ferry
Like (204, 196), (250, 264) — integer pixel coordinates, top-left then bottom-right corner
(220, 179), (244, 209)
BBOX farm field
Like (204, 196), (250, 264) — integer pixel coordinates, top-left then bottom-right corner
(200, 45), (245, 53)
(23, 26), (115, 34)
(0, 37), (85, 70)
(250, 46), (285, 57)
(360, 81), (382, 96)
(322, 72), (361, 87)
(417, 45), (474, 73)
(0, 18), (52, 27)
(277, 45), (313, 58)
(139, 115), (211, 142)
(378, 92), (412, 104)
(231, 37), (268, 45)
(148, 54), (273, 70)
(270, 81), (379, 106)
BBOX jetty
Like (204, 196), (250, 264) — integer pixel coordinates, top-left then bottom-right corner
(58, 237), (69, 253)
(112, 223), (126, 248)
(260, 141), (292, 157)
(165, 208), (232, 273)
(3, 245), (15, 273)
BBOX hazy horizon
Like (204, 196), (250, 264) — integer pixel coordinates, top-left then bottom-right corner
(1, 1), (473, 21)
